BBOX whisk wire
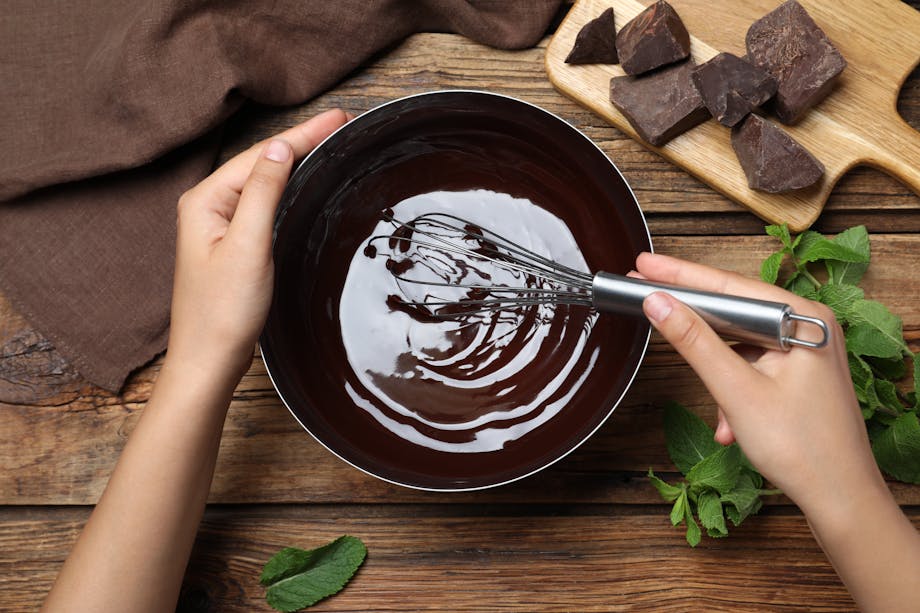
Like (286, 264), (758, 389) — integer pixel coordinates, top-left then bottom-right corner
(380, 212), (594, 290)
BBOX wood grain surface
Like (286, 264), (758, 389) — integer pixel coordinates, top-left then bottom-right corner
(546, 0), (920, 231)
(2, 8), (920, 610)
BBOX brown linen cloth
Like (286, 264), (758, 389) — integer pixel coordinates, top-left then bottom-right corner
(0, 0), (563, 391)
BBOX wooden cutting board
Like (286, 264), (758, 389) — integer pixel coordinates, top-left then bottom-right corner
(545, 0), (920, 231)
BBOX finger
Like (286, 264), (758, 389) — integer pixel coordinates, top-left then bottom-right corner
(643, 291), (765, 414)
(635, 252), (820, 315)
(224, 139), (293, 253)
(199, 109), (349, 195)
(714, 408), (736, 445)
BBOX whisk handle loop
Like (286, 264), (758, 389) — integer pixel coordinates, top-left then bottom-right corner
(591, 272), (828, 351)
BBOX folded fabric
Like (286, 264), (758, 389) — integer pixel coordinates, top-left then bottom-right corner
(0, 0), (563, 391)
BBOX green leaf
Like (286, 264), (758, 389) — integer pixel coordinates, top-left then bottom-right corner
(684, 499), (702, 547)
(720, 473), (765, 526)
(261, 536), (367, 612)
(845, 300), (907, 359)
(870, 412), (920, 484)
(913, 353), (920, 411)
(866, 355), (908, 381)
(759, 251), (784, 284)
(826, 226), (870, 285)
(795, 232), (866, 266)
(765, 224), (793, 250)
(697, 490), (728, 538)
(648, 469), (683, 503)
(874, 379), (902, 414)
(784, 273), (818, 298)
(815, 284), (863, 324)
(663, 402), (721, 475)
(686, 444), (742, 495)
(670, 487), (688, 526)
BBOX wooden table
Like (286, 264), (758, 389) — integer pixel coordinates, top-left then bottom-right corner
(3, 9), (920, 611)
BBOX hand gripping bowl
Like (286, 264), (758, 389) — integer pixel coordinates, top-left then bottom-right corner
(260, 90), (652, 491)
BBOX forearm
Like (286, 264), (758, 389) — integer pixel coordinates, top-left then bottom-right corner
(42, 352), (241, 613)
(803, 473), (920, 612)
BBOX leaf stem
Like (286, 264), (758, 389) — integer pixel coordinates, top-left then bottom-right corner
(800, 268), (822, 289)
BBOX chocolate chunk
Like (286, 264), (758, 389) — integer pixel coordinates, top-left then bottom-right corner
(731, 114), (824, 192)
(609, 61), (710, 146)
(746, 0), (846, 125)
(616, 1), (690, 75)
(565, 7), (619, 65)
(691, 53), (777, 127)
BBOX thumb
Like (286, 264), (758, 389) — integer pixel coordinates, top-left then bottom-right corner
(643, 291), (763, 412)
(225, 138), (294, 255)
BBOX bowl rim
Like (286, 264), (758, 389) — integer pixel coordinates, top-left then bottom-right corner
(260, 89), (653, 492)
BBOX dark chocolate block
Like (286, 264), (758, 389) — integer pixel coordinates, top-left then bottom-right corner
(731, 114), (824, 192)
(746, 0), (846, 125)
(610, 61), (710, 146)
(566, 7), (619, 65)
(691, 53), (777, 127)
(616, 1), (690, 75)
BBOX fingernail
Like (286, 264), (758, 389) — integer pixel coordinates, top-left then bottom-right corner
(344, 111), (357, 121)
(264, 139), (290, 163)
(644, 292), (672, 323)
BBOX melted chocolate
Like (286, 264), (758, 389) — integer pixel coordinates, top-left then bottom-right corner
(262, 92), (651, 490)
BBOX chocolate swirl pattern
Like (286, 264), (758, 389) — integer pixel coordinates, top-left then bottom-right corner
(340, 190), (599, 453)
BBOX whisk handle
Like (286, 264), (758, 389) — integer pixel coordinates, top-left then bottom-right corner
(591, 272), (828, 351)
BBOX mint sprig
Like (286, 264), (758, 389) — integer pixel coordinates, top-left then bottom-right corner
(760, 224), (920, 478)
(652, 224), (920, 547)
(649, 403), (780, 546)
(260, 535), (367, 612)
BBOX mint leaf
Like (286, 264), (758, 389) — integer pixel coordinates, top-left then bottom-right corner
(845, 300), (906, 359)
(913, 353), (920, 410)
(686, 444), (742, 495)
(765, 224), (793, 250)
(795, 232), (866, 265)
(670, 487), (689, 526)
(760, 251), (784, 284)
(866, 355), (908, 381)
(815, 284), (863, 324)
(261, 536), (367, 612)
(826, 225), (870, 285)
(684, 499), (702, 547)
(870, 412), (920, 484)
(720, 472), (764, 526)
(874, 379), (902, 415)
(648, 469), (682, 502)
(664, 402), (721, 474)
(697, 490), (728, 538)
(784, 273), (818, 299)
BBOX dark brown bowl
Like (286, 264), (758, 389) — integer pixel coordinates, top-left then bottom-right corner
(261, 90), (651, 491)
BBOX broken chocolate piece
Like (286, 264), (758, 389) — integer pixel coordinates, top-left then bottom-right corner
(610, 61), (710, 146)
(746, 0), (847, 125)
(691, 53), (777, 127)
(731, 114), (824, 192)
(616, 1), (690, 75)
(566, 7), (619, 65)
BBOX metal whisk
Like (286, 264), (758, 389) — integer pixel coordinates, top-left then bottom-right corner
(366, 212), (829, 351)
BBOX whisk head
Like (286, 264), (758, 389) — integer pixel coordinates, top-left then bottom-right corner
(363, 211), (595, 319)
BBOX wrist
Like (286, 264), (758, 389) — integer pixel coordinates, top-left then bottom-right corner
(160, 343), (252, 403)
(798, 465), (895, 541)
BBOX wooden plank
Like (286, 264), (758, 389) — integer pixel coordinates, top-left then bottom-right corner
(217, 33), (920, 234)
(546, 0), (920, 231)
(3, 234), (919, 505)
(4, 505), (919, 612)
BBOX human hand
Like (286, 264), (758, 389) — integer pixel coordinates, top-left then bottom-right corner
(635, 252), (885, 518)
(167, 109), (350, 381)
